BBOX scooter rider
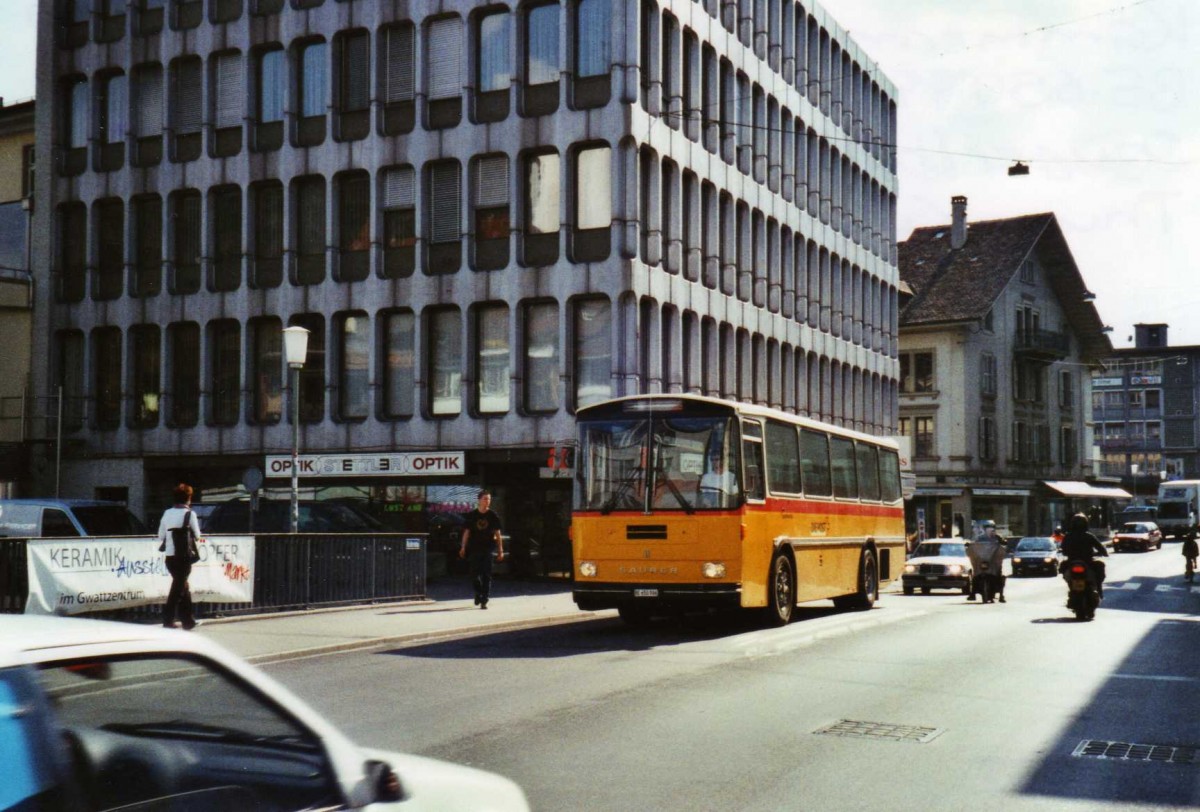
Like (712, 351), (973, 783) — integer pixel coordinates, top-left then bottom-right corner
(967, 519), (1007, 603)
(1060, 513), (1109, 597)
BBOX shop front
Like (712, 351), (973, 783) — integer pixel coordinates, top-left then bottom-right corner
(1041, 480), (1132, 538)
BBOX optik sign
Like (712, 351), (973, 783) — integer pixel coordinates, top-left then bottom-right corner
(265, 452), (466, 478)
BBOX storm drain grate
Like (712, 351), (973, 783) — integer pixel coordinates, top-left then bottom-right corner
(814, 719), (944, 744)
(1073, 740), (1200, 765)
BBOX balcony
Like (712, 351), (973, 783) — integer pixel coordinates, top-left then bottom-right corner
(1013, 328), (1069, 361)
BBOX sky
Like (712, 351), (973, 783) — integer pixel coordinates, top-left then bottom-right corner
(0, 0), (1196, 347)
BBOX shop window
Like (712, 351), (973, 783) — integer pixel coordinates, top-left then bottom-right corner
(293, 176), (326, 285)
(382, 310), (415, 418)
(249, 317), (282, 423)
(209, 185), (241, 291)
(380, 166), (416, 278)
(130, 324), (161, 428)
(250, 180), (283, 287)
(428, 308), (462, 416)
(476, 305), (510, 414)
(170, 189), (201, 294)
(523, 301), (559, 413)
(379, 23), (415, 135)
(208, 319), (240, 426)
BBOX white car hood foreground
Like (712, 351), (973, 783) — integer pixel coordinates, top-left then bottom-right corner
(362, 748), (530, 811)
(907, 555), (970, 569)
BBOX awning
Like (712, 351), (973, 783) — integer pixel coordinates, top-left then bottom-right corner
(1043, 481), (1132, 499)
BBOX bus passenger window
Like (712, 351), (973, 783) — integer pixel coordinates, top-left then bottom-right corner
(742, 440), (765, 501)
(829, 436), (858, 499)
(800, 429), (832, 497)
(856, 443), (880, 501)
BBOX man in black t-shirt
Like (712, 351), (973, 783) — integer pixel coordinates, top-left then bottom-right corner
(459, 490), (505, 609)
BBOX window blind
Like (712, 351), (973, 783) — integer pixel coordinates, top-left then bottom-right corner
(135, 66), (162, 136)
(383, 25), (414, 103)
(301, 42), (328, 118)
(103, 74), (128, 144)
(342, 33), (369, 111)
(173, 58), (202, 133)
(429, 163), (460, 243)
(381, 166), (414, 210)
(258, 50), (285, 123)
(427, 18), (462, 100)
(475, 156), (508, 209)
(215, 52), (243, 129)
(68, 81), (88, 148)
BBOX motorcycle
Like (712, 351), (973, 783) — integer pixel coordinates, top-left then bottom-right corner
(1064, 559), (1100, 621)
(974, 562), (1001, 604)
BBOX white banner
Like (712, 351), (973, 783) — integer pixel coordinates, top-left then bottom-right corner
(25, 536), (256, 616)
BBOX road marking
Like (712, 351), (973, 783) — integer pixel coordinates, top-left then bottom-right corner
(1112, 673), (1200, 684)
(1153, 584), (1200, 593)
(1109, 582), (1141, 590)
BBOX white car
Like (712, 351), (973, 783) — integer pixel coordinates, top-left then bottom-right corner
(0, 615), (529, 812)
(902, 539), (973, 595)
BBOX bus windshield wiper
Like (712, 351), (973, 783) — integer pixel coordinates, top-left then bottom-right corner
(600, 465), (644, 515)
(656, 469), (695, 515)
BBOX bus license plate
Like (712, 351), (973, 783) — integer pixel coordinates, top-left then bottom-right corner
(634, 589), (659, 598)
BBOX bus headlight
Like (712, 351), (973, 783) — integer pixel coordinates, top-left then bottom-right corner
(946, 564), (963, 575)
(578, 561), (597, 578)
(904, 564), (916, 574)
(702, 562), (726, 579)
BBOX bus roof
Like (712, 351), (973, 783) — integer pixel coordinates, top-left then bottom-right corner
(576, 394), (900, 450)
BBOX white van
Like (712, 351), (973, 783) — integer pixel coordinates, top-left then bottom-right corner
(0, 499), (148, 538)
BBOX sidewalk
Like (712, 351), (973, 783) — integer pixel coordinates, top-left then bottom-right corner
(197, 577), (606, 664)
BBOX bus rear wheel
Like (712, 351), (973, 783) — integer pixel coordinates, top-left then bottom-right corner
(834, 548), (878, 611)
(764, 551), (795, 627)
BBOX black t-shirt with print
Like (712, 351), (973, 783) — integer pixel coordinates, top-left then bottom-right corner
(464, 509), (502, 555)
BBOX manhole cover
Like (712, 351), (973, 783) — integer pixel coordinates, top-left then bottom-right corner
(814, 719), (943, 744)
(1073, 740), (1200, 765)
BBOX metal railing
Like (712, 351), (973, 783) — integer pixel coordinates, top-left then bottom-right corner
(0, 533), (427, 619)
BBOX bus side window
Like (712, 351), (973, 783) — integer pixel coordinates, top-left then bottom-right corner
(742, 440), (765, 501)
(829, 436), (858, 499)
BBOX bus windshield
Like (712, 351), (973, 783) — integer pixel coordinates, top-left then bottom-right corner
(577, 415), (740, 512)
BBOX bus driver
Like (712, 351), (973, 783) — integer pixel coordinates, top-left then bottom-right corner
(699, 456), (738, 507)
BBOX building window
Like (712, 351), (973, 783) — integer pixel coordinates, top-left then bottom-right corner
(1060, 426), (1076, 465)
(476, 10), (511, 123)
(209, 319), (240, 426)
(473, 155), (510, 271)
(476, 305), (510, 414)
(135, 0), (165, 36)
(524, 151), (560, 266)
(379, 23), (415, 135)
(336, 171), (370, 281)
(21, 144), (34, 200)
(132, 63), (162, 166)
(168, 322), (200, 427)
(290, 314), (325, 423)
(254, 47), (285, 151)
(573, 0), (611, 107)
(58, 203), (87, 302)
(978, 415), (996, 462)
(173, 0), (202, 29)
(212, 0), (242, 24)
(1020, 258), (1035, 283)
(94, 199), (124, 301)
(426, 161), (461, 274)
(250, 180), (283, 287)
(899, 351), (933, 393)
(524, 301), (559, 413)
(296, 40), (328, 147)
(61, 77), (88, 176)
(170, 189), (201, 294)
(92, 327), (122, 430)
(249, 317), (282, 424)
(524, 3), (560, 116)
(56, 330), (86, 431)
(1012, 421), (1029, 463)
(382, 309), (415, 418)
(1059, 369), (1074, 409)
(574, 298), (611, 409)
(572, 144), (611, 262)
(96, 72), (127, 172)
(132, 194), (162, 297)
(901, 415), (934, 458)
(981, 353), (997, 397)
(380, 166), (416, 278)
(210, 185), (241, 291)
(293, 176), (326, 285)
(129, 325), (160, 428)
(211, 51), (244, 157)
(97, 0), (126, 42)
(429, 308), (462, 416)
(335, 30), (370, 141)
(170, 56), (202, 162)
(337, 312), (370, 420)
(64, 0), (91, 47)
(427, 17), (463, 129)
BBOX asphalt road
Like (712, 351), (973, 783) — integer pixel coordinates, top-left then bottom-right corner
(265, 544), (1200, 812)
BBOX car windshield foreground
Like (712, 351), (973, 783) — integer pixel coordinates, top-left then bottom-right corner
(0, 615), (530, 812)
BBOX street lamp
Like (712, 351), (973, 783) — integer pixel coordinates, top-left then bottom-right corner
(282, 326), (310, 534)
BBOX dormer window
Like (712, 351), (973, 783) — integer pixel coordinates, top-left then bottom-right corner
(1020, 258), (1035, 283)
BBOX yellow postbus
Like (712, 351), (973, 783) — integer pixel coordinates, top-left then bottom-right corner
(571, 395), (906, 626)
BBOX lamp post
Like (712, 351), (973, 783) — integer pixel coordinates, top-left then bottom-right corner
(282, 326), (310, 534)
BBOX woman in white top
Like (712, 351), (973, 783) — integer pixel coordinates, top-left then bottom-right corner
(157, 483), (204, 629)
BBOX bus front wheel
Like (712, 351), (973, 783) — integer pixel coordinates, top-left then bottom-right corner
(764, 551), (795, 627)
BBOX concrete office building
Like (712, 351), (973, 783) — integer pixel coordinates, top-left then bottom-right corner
(30, 0), (899, 555)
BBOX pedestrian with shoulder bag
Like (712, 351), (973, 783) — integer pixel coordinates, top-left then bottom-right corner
(156, 483), (204, 630)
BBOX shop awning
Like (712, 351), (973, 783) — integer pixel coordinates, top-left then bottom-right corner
(1043, 481), (1132, 499)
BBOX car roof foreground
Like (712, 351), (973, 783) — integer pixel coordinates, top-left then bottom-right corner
(0, 615), (530, 812)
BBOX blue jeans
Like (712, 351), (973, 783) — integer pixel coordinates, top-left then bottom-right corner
(468, 552), (494, 603)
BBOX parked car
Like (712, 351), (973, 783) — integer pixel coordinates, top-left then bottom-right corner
(902, 539), (973, 595)
(0, 614), (530, 811)
(0, 499), (148, 538)
(203, 499), (389, 533)
(1010, 536), (1064, 577)
(1112, 521), (1164, 552)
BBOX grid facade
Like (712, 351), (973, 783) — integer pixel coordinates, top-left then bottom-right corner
(31, 0), (900, 510)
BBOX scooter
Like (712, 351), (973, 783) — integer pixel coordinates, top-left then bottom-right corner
(974, 561), (1001, 604)
(1064, 559), (1100, 621)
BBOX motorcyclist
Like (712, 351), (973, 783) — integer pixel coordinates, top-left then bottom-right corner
(1052, 525), (1065, 547)
(966, 519), (1007, 603)
(1059, 513), (1109, 597)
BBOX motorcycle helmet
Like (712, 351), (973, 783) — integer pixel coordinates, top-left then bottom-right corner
(979, 519), (996, 530)
(1068, 513), (1089, 533)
